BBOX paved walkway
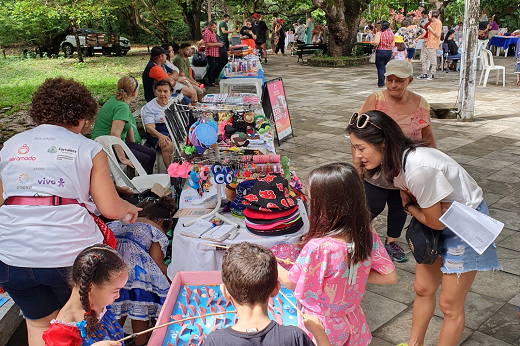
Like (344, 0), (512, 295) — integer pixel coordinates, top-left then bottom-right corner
(261, 53), (520, 346)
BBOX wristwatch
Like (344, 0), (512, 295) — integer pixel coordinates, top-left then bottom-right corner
(403, 201), (417, 215)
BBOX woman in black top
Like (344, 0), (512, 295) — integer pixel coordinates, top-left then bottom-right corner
(240, 19), (257, 48)
(274, 19), (286, 56)
(444, 30), (460, 70)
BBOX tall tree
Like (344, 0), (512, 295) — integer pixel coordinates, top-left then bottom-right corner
(313, 0), (370, 56)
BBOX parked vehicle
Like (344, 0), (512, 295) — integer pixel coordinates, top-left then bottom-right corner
(60, 28), (131, 57)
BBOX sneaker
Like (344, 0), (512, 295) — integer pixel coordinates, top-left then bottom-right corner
(264, 59), (268, 64)
(427, 74), (435, 80)
(417, 74), (428, 79)
(385, 240), (408, 262)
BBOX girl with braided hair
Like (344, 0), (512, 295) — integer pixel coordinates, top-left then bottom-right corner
(43, 245), (127, 346)
(108, 196), (176, 346)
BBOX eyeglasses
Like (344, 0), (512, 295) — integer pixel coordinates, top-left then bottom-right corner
(348, 113), (382, 131)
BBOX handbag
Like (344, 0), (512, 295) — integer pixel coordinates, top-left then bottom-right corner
(405, 217), (442, 264)
(192, 51), (207, 66)
(369, 50), (376, 63)
(402, 149), (442, 264)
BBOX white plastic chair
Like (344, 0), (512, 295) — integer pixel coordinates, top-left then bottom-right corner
(476, 39), (489, 70)
(479, 49), (505, 87)
(95, 135), (171, 193)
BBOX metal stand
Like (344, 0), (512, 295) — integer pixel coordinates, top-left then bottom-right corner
(182, 143), (238, 228)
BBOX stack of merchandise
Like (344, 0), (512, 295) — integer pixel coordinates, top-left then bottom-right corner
(241, 175), (304, 236)
(229, 44), (250, 57)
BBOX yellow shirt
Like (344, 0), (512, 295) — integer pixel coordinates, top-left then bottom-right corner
(426, 19), (442, 49)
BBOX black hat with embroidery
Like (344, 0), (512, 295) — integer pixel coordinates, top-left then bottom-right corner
(242, 175), (297, 212)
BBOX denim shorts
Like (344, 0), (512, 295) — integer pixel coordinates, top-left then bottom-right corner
(406, 48), (415, 60)
(440, 201), (502, 274)
(0, 260), (71, 320)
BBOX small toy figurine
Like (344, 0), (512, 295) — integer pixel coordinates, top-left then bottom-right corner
(253, 115), (271, 134)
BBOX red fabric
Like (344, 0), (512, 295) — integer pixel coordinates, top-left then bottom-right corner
(203, 29), (219, 57)
(243, 205), (298, 220)
(42, 323), (82, 346)
(377, 29), (394, 50)
(91, 214), (117, 250)
(423, 21), (431, 39)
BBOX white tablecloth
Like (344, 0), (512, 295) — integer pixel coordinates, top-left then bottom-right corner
(166, 184), (308, 279)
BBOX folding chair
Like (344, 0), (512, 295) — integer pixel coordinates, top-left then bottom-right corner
(95, 135), (171, 193)
(479, 49), (506, 87)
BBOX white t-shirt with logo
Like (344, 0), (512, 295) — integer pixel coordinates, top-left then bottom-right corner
(393, 147), (483, 209)
(0, 124), (104, 268)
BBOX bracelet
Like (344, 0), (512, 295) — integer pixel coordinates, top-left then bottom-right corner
(403, 201), (417, 215)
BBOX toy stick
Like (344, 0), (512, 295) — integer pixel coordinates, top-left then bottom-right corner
(203, 244), (295, 265)
(278, 290), (305, 318)
(117, 310), (237, 342)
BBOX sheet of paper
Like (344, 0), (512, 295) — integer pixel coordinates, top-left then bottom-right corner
(173, 208), (212, 218)
(439, 201), (503, 255)
(179, 219), (214, 238)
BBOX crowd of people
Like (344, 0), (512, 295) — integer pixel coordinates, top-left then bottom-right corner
(0, 9), (510, 346)
(368, 8), (518, 87)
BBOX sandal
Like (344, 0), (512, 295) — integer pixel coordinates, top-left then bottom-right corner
(210, 83), (218, 87)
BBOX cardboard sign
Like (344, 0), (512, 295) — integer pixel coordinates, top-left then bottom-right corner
(262, 78), (294, 145)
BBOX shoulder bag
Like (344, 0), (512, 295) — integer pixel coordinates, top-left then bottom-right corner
(402, 149), (443, 265)
(369, 49), (376, 63)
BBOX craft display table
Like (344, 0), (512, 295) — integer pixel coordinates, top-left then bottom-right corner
(166, 184), (308, 280)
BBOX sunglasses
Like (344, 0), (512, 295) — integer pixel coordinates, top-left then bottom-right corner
(349, 113), (382, 131)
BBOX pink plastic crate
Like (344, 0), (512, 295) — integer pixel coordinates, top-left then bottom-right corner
(148, 271), (223, 346)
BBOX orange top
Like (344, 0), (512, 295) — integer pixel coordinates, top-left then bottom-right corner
(426, 19), (442, 49)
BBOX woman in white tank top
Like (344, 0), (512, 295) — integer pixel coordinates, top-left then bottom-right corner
(0, 77), (140, 346)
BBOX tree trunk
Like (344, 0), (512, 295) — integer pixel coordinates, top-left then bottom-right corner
(458, 0), (480, 120)
(72, 20), (84, 63)
(122, 6), (140, 42)
(429, 0), (452, 22)
(314, 0), (369, 57)
(182, 0), (203, 40)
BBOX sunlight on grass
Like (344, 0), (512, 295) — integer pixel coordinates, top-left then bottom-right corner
(0, 49), (150, 112)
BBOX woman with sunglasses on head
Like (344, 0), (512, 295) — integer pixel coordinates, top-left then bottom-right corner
(108, 196), (176, 346)
(91, 76), (156, 174)
(346, 110), (500, 346)
(356, 59), (436, 263)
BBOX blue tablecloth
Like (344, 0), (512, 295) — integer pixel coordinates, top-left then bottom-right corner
(489, 36), (519, 51)
(219, 65), (266, 85)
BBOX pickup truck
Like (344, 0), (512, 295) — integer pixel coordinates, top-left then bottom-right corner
(60, 28), (131, 57)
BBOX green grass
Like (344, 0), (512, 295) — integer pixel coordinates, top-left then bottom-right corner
(0, 47), (152, 113)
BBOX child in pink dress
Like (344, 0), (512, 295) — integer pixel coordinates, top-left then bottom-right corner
(278, 163), (397, 346)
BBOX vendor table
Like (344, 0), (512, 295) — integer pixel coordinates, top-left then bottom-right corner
(219, 78), (263, 96)
(489, 36), (519, 57)
(166, 184), (308, 280)
(218, 63), (266, 86)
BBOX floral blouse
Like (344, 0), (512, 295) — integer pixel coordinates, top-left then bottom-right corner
(397, 26), (425, 48)
(288, 231), (395, 345)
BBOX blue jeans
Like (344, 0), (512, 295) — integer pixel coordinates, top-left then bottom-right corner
(375, 50), (392, 87)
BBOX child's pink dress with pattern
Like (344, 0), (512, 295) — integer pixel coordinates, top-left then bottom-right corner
(288, 232), (395, 346)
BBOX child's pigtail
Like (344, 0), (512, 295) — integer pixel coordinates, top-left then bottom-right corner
(79, 254), (101, 335)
